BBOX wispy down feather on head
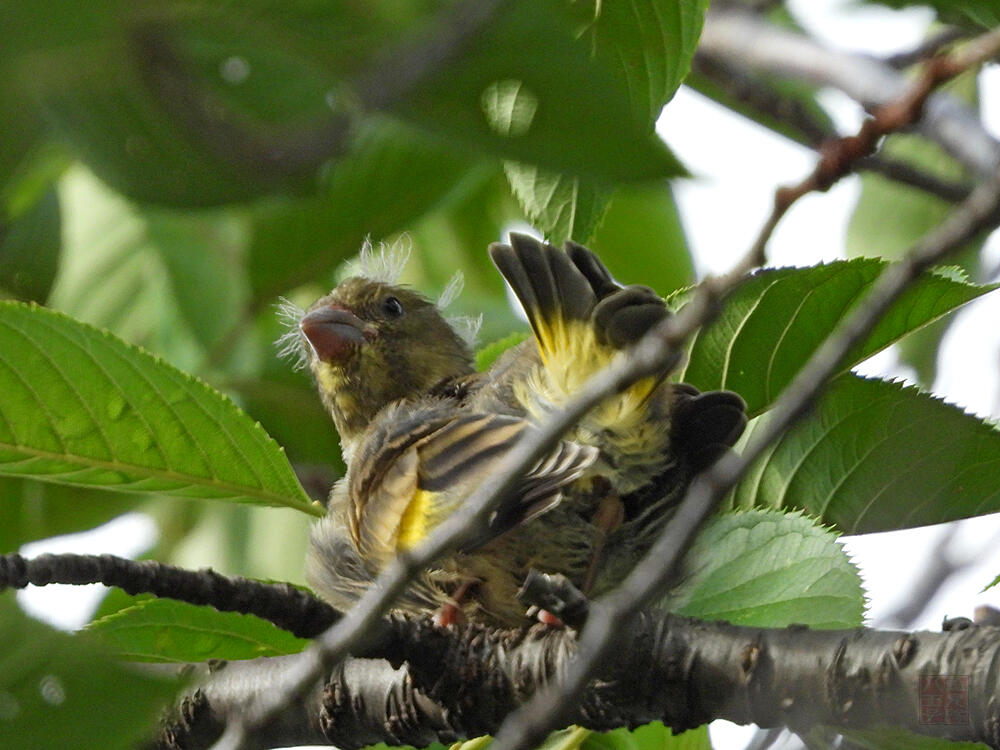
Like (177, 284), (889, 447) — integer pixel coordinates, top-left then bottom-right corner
(437, 270), (482, 348)
(274, 296), (309, 370)
(343, 236), (411, 285)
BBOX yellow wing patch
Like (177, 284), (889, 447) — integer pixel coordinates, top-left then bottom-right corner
(397, 488), (433, 551)
(533, 317), (658, 409)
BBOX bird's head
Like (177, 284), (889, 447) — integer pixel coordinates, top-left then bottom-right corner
(285, 276), (476, 452)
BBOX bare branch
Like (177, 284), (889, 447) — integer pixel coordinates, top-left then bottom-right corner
(161, 613), (1000, 749)
(857, 155), (973, 203)
(0, 553), (336, 639)
(885, 27), (970, 69)
(880, 526), (1000, 629)
(742, 21), (1000, 263)
(699, 9), (1000, 179)
(689, 54), (975, 203)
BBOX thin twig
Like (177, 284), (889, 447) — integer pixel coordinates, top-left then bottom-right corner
(0, 553), (337, 639)
(699, 9), (1000, 178)
(742, 22), (1000, 262)
(885, 27), (969, 69)
(689, 52), (831, 147)
(857, 155), (973, 203)
(689, 54), (975, 203)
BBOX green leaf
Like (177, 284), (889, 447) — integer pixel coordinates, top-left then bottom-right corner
(51, 166), (248, 370)
(88, 598), (309, 662)
(444, 719), (709, 750)
(842, 727), (989, 750)
(667, 509), (864, 629)
(589, 183), (695, 295)
(862, 0), (999, 29)
(729, 375), (1000, 535)
(247, 119), (485, 300)
(397, 0), (684, 181)
(51, 168), (172, 345)
(0, 53), (54, 208)
(574, 0), (709, 126)
(497, 0), (705, 238)
(149, 212), (249, 352)
(8, 1), (684, 207)
(680, 259), (1000, 417)
(475, 332), (531, 372)
(503, 163), (613, 243)
(6, 1), (349, 205)
(0, 598), (179, 750)
(983, 571), (1000, 592)
(0, 301), (320, 516)
(584, 724), (711, 750)
(0, 186), (61, 303)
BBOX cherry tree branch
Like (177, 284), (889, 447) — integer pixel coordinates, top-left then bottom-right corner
(157, 612), (1000, 749)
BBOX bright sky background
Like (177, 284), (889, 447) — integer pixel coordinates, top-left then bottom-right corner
(15, 2), (1000, 749)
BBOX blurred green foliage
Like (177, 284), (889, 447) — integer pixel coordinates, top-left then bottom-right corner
(0, 0), (704, 579)
(3, 1), (1000, 748)
(0, 2), (706, 742)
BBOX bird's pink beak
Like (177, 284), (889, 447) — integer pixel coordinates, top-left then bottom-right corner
(299, 305), (375, 364)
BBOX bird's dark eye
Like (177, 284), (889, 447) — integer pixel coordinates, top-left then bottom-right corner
(382, 296), (404, 318)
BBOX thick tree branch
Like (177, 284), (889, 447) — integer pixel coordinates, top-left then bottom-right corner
(157, 613), (1000, 749)
(9, 554), (999, 749)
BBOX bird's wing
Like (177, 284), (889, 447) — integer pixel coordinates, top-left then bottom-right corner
(670, 384), (748, 471)
(488, 233), (669, 399)
(350, 409), (598, 570)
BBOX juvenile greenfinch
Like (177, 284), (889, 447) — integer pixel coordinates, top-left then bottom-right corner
(290, 236), (746, 626)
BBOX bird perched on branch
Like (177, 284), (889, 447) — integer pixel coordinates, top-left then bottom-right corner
(284, 235), (746, 626)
